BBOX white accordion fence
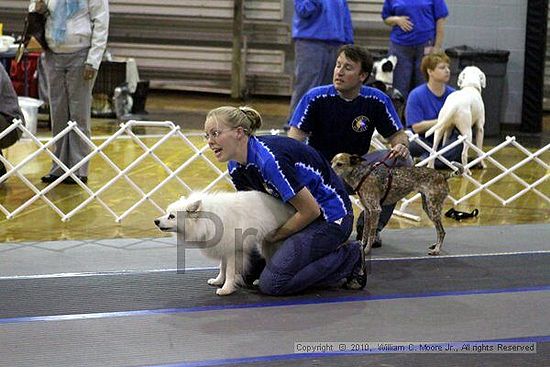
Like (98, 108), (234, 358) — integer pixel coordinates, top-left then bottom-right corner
(0, 119), (548, 222)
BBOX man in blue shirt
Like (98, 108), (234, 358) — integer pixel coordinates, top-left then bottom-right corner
(288, 44), (411, 248)
(406, 51), (462, 167)
(289, 0), (354, 117)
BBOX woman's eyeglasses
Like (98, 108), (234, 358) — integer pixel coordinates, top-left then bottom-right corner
(203, 128), (235, 141)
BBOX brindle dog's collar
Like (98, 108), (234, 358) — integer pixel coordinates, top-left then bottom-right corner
(353, 153), (396, 204)
(353, 152), (394, 193)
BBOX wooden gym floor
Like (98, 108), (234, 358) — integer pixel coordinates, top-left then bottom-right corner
(0, 91), (548, 243)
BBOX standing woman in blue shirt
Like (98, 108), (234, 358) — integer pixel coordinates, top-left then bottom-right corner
(204, 106), (365, 295)
(382, 0), (449, 99)
(290, 0), (354, 117)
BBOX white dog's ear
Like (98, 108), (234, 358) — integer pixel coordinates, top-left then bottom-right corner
(479, 71), (486, 88)
(457, 69), (466, 88)
(186, 200), (201, 212)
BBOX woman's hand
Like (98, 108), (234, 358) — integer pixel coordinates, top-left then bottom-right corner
(83, 64), (96, 81)
(395, 16), (414, 32)
(263, 230), (279, 246)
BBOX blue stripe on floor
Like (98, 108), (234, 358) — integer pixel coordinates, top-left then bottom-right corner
(0, 285), (548, 325)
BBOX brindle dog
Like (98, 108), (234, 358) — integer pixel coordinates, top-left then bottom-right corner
(331, 153), (463, 256)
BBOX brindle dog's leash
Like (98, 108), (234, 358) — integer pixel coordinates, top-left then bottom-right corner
(15, 17), (29, 63)
(353, 151), (397, 204)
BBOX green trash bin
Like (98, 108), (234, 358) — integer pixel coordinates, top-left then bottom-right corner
(445, 45), (510, 136)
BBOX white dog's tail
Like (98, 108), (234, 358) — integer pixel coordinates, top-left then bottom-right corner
(424, 121), (438, 138)
(425, 101), (457, 138)
(425, 118), (443, 138)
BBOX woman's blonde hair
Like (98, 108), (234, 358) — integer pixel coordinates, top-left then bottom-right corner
(420, 51), (451, 81)
(205, 106), (262, 135)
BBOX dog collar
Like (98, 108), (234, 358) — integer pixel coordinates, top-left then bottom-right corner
(354, 152), (396, 204)
(353, 152), (394, 193)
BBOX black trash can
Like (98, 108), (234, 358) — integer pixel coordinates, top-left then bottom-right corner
(445, 45), (510, 136)
(131, 80), (150, 114)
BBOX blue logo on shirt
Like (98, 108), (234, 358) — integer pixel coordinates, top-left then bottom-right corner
(352, 115), (370, 132)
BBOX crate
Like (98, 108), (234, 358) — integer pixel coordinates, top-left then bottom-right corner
(92, 61), (126, 118)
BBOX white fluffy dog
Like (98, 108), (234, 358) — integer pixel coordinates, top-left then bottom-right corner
(425, 66), (486, 173)
(154, 191), (295, 296)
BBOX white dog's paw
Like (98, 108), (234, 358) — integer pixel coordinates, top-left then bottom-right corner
(216, 284), (237, 296)
(208, 278), (224, 287)
(208, 275), (225, 287)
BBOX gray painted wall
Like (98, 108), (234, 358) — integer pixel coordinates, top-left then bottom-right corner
(445, 0), (527, 124)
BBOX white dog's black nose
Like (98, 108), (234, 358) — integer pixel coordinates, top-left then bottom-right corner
(154, 219), (160, 226)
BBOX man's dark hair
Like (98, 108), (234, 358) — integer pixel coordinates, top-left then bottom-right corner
(337, 44), (374, 81)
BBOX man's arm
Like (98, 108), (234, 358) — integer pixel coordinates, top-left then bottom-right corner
(287, 126), (309, 142)
(387, 130), (409, 159)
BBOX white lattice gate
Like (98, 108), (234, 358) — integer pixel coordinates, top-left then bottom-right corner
(0, 119), (548, 222)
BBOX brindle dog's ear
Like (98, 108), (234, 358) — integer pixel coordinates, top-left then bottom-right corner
(350, 155), (365, 166)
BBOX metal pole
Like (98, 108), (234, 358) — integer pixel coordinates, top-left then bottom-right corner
(231, 0), (244, 99)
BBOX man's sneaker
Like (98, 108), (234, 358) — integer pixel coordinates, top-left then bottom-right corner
(343, 243), (367, 290)
(372, 231), (382, 248)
